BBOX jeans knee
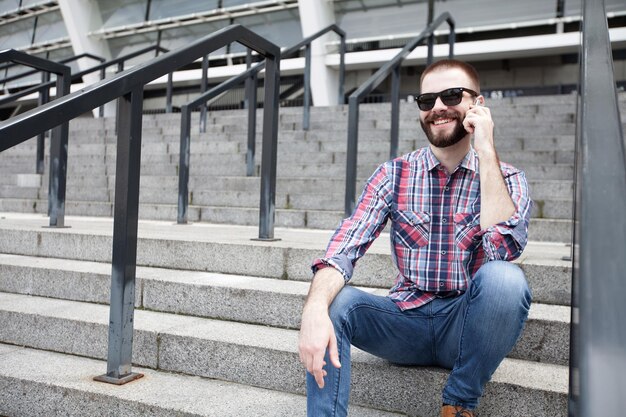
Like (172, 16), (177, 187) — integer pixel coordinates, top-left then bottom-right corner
(473, 261), (532, 310)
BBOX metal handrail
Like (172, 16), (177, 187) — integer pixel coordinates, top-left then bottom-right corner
(0, 52), (105, 85)
(570, 0), (626, 414)
(0, 23), (281, 385)
(343, 12), (455, 216)
(0, 45), (171, 109)
(177, 24), (346, 224)
(0, 52), (105, 174)
(0, 49), (70, 223)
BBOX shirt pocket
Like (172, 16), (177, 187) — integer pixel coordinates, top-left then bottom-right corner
(393, 210), (430, 249)
(454, 212), (481, 251)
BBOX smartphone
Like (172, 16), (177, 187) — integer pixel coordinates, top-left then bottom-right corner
(474, 97), (482, 106)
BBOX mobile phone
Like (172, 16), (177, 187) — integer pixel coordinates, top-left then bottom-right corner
(474, 97), (482, 106)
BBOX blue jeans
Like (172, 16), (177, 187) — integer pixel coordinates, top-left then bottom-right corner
(306, 261), (532, 416)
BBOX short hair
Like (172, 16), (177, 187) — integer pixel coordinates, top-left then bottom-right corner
(419, 59), (481, 92)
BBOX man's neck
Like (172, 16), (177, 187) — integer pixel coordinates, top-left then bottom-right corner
(429, 137), (471, 174)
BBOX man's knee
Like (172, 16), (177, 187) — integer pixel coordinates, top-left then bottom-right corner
(472, 261), (532, 307)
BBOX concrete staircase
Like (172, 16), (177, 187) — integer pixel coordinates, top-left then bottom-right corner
(0, 93), (624, 416)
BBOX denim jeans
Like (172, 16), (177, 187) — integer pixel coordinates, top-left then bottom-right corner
(306, 260), (532, 416)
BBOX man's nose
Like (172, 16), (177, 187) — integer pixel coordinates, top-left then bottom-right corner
(431, 96), (448, 111)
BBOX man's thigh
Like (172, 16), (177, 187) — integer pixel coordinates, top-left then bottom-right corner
(329, 286), (439, 366)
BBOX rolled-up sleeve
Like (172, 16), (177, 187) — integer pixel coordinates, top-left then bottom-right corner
(480, 168), (532, 261)
(311, 165), (392, 282)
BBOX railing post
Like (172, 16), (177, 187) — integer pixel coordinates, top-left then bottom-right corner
(99, 67), (106, 117)
(177, 104), (192, 224)
(47, 71), (71, 228)
(36, 71), (49, 174)
(303, 44), (312, 131)
(338, 33), (346, 104)
(570, 0), (626, 413)
(244, 50), (257, 177)
(165, 72), (173, 113)
(200, 55), (209, 133)
(94, 86), (145, 385)
(427, 0), (435, 65)
(390, 65), (400, 159)
(344, 95), (359, 217)
(448, 19), (455, 58)
(257, 52), (280, 240)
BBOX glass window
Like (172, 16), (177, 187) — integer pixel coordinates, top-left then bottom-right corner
(33, 10), (68, 45)
(0, 0), (19, 15)
(159, 22), (230, 58)
(0, 15), (34, 49)
(148, 0), (219, 20)
(98, 0), (147, 29)
(231, 9), (301, 54)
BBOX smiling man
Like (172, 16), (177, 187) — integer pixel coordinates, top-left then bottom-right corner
(298, 59), (533, 417)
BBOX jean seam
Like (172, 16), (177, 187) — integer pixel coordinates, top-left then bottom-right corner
(331, 319), (346, 417)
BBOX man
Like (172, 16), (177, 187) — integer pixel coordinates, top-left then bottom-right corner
(298, 59), (532, 417)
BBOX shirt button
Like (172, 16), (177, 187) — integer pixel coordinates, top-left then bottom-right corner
(439, 282), (445, 287)
(442, 218), (447, 223)
(441, 250), (447, 255)
(444, 186), (450, 191)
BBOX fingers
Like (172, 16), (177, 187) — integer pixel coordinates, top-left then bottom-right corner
(327, 332), (342, 369)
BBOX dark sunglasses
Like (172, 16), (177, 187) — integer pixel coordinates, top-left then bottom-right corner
(415, 87), (479, 111)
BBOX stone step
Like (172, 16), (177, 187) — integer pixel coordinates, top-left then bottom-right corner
(0, 293), (568, 417)
(0, 214), (573, 305)
(0, 254), (570, 366)
(0, 344), (400, 417)
(0, 196), (573, 240)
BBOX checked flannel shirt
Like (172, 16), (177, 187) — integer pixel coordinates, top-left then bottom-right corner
(312, 147), (532, 310)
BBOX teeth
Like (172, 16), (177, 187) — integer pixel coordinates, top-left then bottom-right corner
(433, 119), (451, 125)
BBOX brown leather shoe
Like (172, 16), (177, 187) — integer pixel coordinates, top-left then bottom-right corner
(441, 404), (475, 417)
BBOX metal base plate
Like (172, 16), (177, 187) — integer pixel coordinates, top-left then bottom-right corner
(250, 237), (281, 242)
(42, 225), (71, 229)
(93, 372), (144, 385)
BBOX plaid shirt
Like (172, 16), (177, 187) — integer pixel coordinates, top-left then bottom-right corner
(312, 147), (532, 310)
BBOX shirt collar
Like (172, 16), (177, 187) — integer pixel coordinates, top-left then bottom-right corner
(423, 146), (479, 173)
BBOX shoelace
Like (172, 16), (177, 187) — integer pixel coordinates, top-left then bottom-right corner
(453, 407), (476, 417)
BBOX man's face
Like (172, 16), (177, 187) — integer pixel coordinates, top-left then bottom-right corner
(419, 68), (477, 148)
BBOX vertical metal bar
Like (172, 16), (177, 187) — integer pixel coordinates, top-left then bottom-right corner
(338, 33), (346, 104)
(245, 50), (257, 177)
(94, 86), (145, 385)
(177, 105), (191, 224)
(427, 0), (435, 65)
(145, 0), (152, 22)
(448, 19), (455, 58)
(200, 55), (209, 133)
(47, 71), (71, 228)
(344, 96), (359, 217)
(257, 53), (280, 240)
(390, 65), (400, 159)
(30, 15), (38, 45)
(36, 71), (50, 174)
(303, 44), (311, 131)
(99, 67), (106, 117)
(165, 71), (173, 113)
(571, 0), (626, 413)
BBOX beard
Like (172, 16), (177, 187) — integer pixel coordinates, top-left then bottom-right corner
(420, 111), (469, 148)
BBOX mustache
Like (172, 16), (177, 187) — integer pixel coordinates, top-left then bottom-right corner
(424, 111), (461, 123)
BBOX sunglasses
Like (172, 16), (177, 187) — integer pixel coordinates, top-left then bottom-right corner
(415, 87), (479, 111)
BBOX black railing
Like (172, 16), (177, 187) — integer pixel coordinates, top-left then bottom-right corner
(0, 49), (70, 226)
(343, 12), (455, 216)
(0, 52), (105, 85)
(177, 24), (346, 225)
(0, 52), (105, 174)
(0, 45), (173, 118)
(0, 24), (281, 385)
(569, 0), (626, 414)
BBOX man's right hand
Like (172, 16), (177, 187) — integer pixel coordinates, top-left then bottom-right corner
(298, 303), (341, 389)
(298, 267), (345, 389)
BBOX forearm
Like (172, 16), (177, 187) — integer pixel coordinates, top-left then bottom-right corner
(478, 149), (516, 230)
(303, 267), (345, 312)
